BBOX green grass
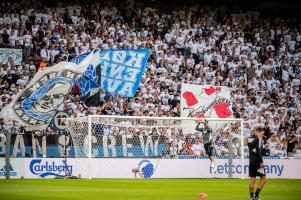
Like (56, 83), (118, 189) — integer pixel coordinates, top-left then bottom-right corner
(0, 179), (301, 200)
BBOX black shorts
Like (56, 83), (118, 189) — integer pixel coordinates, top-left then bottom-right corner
(204, 142), (213, 157)
(249, 161), (266, 177)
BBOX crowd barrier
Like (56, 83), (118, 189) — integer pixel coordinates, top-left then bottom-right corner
(1, 158), (300, 179)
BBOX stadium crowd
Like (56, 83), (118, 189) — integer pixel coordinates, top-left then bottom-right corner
(0, 0), (301, 158)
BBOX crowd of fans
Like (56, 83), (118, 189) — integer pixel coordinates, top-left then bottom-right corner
(0, 0), (301, 158)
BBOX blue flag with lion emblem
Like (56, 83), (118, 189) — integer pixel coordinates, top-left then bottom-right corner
(0, 60), (90, 131)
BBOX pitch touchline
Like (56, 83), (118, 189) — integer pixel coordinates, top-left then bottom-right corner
(0, 189), (152, 192)
(2, 188), (300, 192)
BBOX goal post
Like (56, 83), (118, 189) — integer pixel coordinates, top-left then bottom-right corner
(67, 115), (245, 179)
(87, 115), (92, 179)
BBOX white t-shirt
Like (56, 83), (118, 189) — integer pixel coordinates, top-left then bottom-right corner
(23, 34), (32, 47)
(9, 35), (18, 46)
(192, 143), (203, 156)
(176, 36), (185, 48)
(131, 102), (141, 111)
(282, 70), (289, 81)
(189, 42), (199, 54)
(16, 78), (27, 86)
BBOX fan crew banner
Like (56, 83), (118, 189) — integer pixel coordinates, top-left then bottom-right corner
(0, 133), (167, 158)
(180, 83), (233, 134)
(0, 49), (150, 131)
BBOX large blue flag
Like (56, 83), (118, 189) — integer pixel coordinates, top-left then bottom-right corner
(71, 49), (150, 103)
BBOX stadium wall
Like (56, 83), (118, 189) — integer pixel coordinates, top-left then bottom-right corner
(1, 158), (301, 179)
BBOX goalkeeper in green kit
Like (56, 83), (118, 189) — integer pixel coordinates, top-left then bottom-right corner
(195, 120), (216, 173)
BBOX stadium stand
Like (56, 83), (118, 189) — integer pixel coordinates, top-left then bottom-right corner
(0, 0), (300, 158)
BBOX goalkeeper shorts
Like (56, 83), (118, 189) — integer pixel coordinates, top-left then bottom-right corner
(204, 142), (213, 157)
(249, 162), (266, 177)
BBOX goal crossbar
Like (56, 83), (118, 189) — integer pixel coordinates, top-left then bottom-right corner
(88, 115), (243, 122)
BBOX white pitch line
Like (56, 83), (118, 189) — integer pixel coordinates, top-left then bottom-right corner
(0, 188), (152, 192)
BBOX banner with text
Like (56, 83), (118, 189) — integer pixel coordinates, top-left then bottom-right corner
(1, 158), (301, 179)
(0, 134), (167, 158)
(0, 48), (22, 65)
(71, 49), (150, 102)
(99, 49), (150, 97)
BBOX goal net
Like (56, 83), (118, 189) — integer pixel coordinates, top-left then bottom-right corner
(67, 115), (245, 178)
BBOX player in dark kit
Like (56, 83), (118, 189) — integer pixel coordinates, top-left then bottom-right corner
(248, 127), (267, 200)
(195, 120), (216, 173)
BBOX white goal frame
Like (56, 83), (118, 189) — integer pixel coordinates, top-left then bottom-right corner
(83, 115), (245, 179)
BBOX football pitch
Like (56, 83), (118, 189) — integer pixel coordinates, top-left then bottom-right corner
(0, 179), (301, 200)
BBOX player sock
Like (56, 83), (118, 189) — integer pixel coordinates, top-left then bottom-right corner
(210, 162), (216, 173)
(250, 192), (254, 198)
(255, 188), (261, 197)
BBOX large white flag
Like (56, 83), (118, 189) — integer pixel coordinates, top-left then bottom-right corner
(0, 51), (100, 131)
(180, 83), (233, 134)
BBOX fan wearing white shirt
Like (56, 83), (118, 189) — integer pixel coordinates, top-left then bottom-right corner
(161, 100), (170, 112)
(192, 138), (205, 156)
(40, 44), (50, 61)
(281, 66), (289, 82)
(175, 33), (185, 49)
(23, 31), (32, 60)
(131, 98), (142, 112)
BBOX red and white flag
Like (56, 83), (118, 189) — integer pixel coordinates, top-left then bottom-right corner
(180, 83), (233, 134)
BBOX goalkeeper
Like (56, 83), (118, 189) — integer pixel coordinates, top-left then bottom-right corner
(195, 120), (216, 173)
